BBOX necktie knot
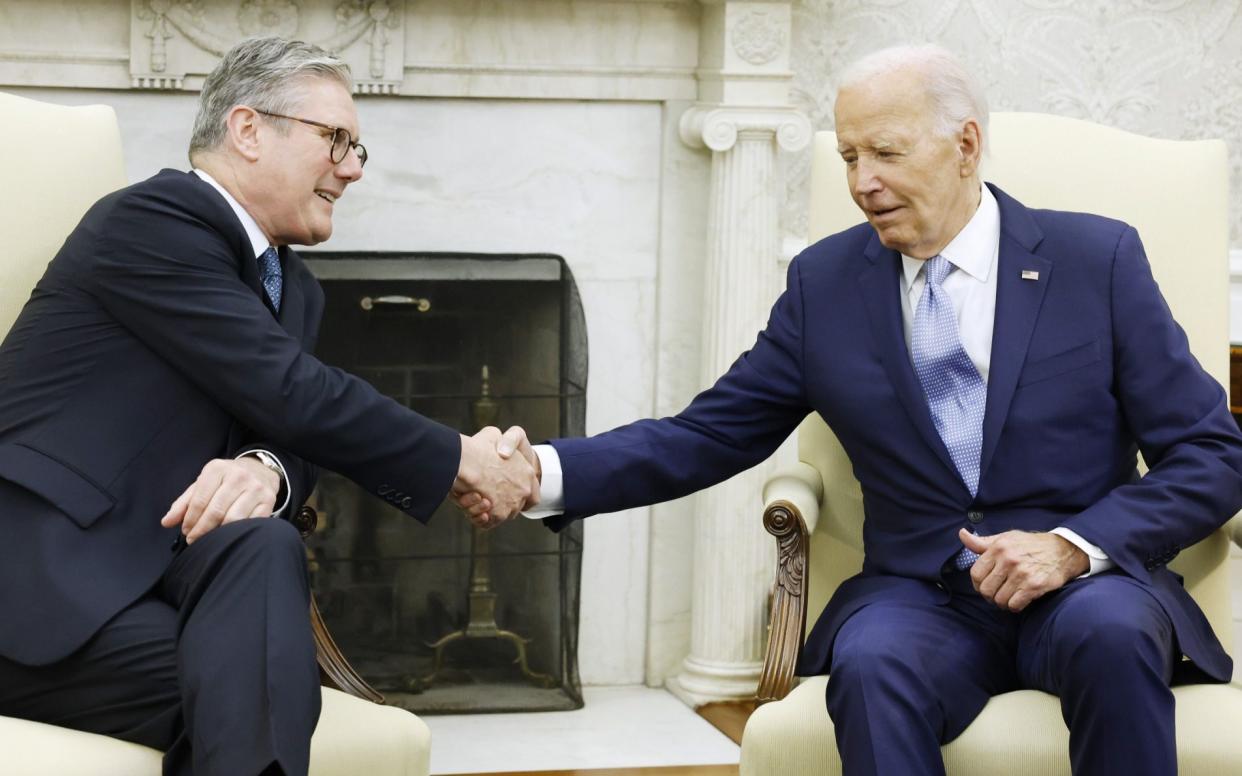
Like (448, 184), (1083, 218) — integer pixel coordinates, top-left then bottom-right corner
(923, 254), (952, 287)
(258, 246), (283, 313)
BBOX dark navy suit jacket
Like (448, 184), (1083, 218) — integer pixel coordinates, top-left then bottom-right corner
(546, 184), (1242, 682)
(0, 169), (460, 666)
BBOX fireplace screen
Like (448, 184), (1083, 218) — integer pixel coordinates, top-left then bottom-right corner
(302, 253), (586, 714)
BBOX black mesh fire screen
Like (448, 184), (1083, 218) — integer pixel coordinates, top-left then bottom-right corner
(301, 252), (586, 714)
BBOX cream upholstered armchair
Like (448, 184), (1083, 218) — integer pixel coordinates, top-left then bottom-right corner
(739, 113), (1242, 776)
(0, 91), (431, 775)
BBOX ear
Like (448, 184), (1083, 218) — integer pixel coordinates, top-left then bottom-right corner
(224, 105), (263, 163)
(958, 118), (983, 178)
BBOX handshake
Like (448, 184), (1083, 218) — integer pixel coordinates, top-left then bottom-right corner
(451, 426), (542, 529)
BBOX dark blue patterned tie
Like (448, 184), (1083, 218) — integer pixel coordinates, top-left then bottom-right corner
(258, 246), (282, 313)
(911, 256), (987, 570)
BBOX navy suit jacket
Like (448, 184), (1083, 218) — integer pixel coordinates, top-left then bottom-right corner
(546, 184), (1242, 682)
(0, 169), (460, 665)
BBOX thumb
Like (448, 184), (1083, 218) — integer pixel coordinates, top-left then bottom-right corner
(959, 528), (991, 552)
(497, 425), (528, 458)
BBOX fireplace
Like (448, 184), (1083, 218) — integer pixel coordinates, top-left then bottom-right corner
(302, 252), (587, 713)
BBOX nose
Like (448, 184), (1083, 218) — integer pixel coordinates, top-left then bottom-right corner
(336, 147), (364, 183)
(851, 159), (882, 197)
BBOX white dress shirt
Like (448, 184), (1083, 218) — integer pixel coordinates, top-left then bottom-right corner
(192, 168), (291, 517)
(527, 185), (1113, 575)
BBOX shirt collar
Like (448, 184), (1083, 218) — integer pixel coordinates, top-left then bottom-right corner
(192, 168), (272, 260)
(901, 183), (1000, 290)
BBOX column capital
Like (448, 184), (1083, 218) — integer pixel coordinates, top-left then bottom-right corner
(679, 104), (812, 153)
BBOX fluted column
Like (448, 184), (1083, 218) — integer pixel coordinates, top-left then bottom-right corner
(669, 104), (810, 704)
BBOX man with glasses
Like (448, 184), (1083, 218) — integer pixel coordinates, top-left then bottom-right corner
(0, 36), (534, 776)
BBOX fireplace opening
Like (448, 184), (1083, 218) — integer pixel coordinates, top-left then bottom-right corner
(303, 252), (587, 713)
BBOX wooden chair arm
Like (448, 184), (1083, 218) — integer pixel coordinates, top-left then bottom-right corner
(756, 497), (811, 705)
(296, 506), (385, 704)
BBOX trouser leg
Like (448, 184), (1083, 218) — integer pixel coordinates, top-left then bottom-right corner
(825, 586), (1016, 776)
(0, 594), (182, 750)
(160, 517), (321, 776)
(1018, 573), (1177, 776)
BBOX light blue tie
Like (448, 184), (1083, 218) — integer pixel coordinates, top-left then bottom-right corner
(911, 256), (986, 570)
(258, 246), (283, 313)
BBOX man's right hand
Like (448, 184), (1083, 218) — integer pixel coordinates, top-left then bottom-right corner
(452, 426), (539, 529)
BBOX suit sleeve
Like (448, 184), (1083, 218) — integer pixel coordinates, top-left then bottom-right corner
(1060, 226), (1242, 582)
(544, 257), (813, 528)
(87, 187), (460, 522)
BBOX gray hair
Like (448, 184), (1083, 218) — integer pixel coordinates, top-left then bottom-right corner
(838, 44), (989, 150)
(189, 36), (352, 162)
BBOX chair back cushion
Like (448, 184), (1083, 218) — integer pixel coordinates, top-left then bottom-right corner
(0, 91), (126, 334)
(802, 112), (1234, 650)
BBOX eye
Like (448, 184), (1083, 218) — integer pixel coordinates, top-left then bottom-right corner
(877, 150), (897, 159)
(841, 155), (857, 166)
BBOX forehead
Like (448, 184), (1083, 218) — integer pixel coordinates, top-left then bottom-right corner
(292, 77), (360, 135)
(834, 69), (933, 147)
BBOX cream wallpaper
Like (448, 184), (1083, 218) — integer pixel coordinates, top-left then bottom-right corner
(785, 0), (1242, 249)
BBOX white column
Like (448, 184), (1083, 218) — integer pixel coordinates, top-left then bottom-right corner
(669, 104), (809, 704)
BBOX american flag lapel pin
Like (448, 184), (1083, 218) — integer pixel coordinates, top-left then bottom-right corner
(1021, 269), (1040, 281)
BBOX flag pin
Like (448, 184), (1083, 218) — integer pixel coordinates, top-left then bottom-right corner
(1021, 270), (1040, 281)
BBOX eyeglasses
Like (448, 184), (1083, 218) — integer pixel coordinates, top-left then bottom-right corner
(256, 110), (368, 168)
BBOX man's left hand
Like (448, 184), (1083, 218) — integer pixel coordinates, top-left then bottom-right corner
(961, 528), (1090, 612)
(161, 457), (281, 544)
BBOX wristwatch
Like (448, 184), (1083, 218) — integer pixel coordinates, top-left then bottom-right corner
(244, 449), (289, 507)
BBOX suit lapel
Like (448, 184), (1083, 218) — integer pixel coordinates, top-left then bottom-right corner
(275, 246), (305, 339)
(979, 186), (1050, 480)
(857, 232), (963, 482)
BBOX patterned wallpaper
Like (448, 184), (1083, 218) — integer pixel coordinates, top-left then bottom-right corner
(784, 0), (1242, 248)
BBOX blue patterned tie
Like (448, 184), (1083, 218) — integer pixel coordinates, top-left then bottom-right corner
(258, 246), (282, 313)
(911, 256), (986, 570)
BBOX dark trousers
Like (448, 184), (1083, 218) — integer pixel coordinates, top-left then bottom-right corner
(0, 518), (321, 776)
(827, 569), (1179, 776)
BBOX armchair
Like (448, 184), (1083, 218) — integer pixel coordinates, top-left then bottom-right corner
(740, 113), (1242, 775)
(0, 90), (430, 776)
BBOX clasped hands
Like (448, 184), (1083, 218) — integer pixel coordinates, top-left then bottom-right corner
(452, 426), (541, 529)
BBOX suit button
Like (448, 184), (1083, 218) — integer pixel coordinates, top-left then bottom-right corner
(967, 510), (983, 524)
(401, 497), (412, 509)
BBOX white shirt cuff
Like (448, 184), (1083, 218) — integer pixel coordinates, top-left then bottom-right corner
(235, 449), (291, 518)
(1050, 527), (1115, 577)
(522, 444), (565, 518)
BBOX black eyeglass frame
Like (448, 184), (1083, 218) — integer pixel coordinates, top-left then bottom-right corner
(256, 110), (368, 167)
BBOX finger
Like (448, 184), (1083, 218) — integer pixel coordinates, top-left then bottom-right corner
(186, 487), (241, 545)
(180, 468), (224, 537)
(976, 565), (1006, 600)
(161, 486), (193, 528)
(969, 551), (996, 589)
(993, 577), (1023, 611)
(497, 426), (528, 458)
(959, 528), (992, 553)
(454, 492), (485, 509)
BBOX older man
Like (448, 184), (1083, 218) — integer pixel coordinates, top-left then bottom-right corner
(0, 37), (534, 776)
(465, 45), (1242, 774)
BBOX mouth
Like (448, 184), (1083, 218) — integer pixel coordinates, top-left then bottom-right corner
(315, 190), (339, 205)
(868, 205), (903, 221)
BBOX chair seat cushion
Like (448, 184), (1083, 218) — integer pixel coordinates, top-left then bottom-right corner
(740, 675), (1242, 776)
(0, 687), (430, 776)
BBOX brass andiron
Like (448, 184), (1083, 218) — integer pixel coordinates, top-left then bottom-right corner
(419, 365), (556, 689)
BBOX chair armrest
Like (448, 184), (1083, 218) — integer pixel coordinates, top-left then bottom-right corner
(1228, 513), (1242, 549)
(756, 463), (824, 704)
(763, 462), (824, 535)
(300, 506), (385, 704)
